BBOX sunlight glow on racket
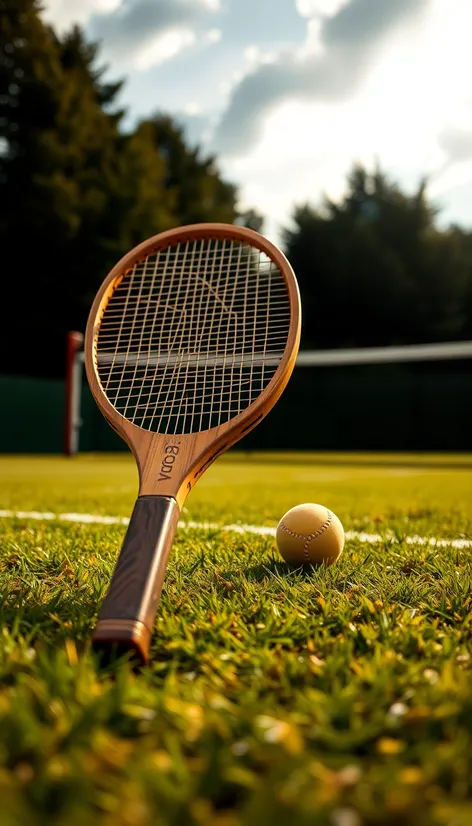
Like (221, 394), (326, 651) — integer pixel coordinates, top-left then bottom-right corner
(85, 223), (301, 664)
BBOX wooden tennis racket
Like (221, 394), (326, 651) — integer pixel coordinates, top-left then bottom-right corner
(85, 222), (301, 664)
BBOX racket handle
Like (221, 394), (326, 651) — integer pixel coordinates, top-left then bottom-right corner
(92, 495), (180, 665)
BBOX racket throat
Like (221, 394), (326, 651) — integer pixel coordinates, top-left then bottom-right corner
(92, 494), (180, 665)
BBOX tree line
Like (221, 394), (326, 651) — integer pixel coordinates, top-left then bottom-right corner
(285, 166), (472, 350)
(2, 1), (472, 379)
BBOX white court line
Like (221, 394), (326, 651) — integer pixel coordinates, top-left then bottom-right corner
(0, 509), (471, 549)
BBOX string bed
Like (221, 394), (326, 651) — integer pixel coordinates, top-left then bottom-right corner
(95, 237), (291, 434)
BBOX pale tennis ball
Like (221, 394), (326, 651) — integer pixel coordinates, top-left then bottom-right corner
(276, 503), (344, 566)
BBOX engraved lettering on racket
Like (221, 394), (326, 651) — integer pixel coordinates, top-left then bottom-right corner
(85, 222), (301, 665)
(158, 443), (181, 481)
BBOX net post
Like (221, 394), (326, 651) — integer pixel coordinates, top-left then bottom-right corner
(64, 331), (84, 456)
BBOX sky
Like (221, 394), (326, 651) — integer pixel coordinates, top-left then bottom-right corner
(43, 0), (472, 244)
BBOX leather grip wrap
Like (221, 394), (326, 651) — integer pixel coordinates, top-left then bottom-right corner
(92, 495), (180, 664)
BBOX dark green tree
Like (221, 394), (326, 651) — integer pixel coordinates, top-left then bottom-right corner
(143, 114), (238, 226)
(237, 208), (264, 233)
(283, 164), (472, 349)
(0, 4), (132, 373)
(462, 231), (472, 338)
(0, 5), (243, 377)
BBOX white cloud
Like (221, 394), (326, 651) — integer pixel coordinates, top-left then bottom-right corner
(430, 160), (472, 201)
(226, 100), (356, 241)
(61, 0), (223, 71)
(133, 28), (196, 70)
(214, 0), (429, 155)
(296, 0), (348, 19)
(243, 46), (278, 67)
(183, 102), (202, 115)
(244, 45), (261, 64)
(205, 28), (222, 44)
(224, 0), (472, 242)
(42, 0), (120, 32)
(43, 0), (221, 33)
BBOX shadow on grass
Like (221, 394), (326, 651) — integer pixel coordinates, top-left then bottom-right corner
(221, 559), (321, 583)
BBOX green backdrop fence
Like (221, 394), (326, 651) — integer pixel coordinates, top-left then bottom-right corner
(0, 375), (65, 453)
(1, 360), (471, 453)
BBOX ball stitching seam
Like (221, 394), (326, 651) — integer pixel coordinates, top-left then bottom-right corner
(279, 510), (333, 563)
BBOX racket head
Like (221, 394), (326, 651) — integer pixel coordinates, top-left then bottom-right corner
(85, 223), (301, 506)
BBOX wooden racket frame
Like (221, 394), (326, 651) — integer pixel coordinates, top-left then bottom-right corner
(85, 223), (300, 507)
(84, 222), (301, 663)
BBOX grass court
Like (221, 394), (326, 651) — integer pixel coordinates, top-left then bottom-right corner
(0, 452), (471, 825)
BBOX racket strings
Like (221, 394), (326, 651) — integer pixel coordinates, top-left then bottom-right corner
(95, 237), (291, 434)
